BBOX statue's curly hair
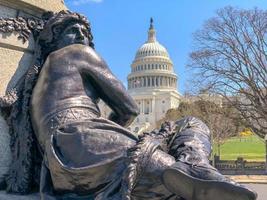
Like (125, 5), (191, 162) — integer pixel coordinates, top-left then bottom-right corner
(3, 10), (95, 194)
(39, 10), (94, 59)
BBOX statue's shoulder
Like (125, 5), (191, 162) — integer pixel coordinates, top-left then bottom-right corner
(48, 44), (104, 66)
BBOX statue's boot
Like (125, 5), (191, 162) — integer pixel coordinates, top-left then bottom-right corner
(162, 117), (257, 200)
(128, 139), (188, 199)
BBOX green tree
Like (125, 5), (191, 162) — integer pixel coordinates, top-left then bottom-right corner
(157, 99), (243, 156)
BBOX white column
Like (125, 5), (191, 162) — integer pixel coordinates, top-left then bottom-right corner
(142, 99), (144, 113)
(164, 77), (168, 87)
(130, 79), (133, 88)
(152, 96), (156, 123)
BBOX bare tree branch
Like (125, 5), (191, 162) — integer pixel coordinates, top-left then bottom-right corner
(188, 6), (267, 138)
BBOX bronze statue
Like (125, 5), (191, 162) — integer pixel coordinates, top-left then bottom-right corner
(0, 10), (257, 200)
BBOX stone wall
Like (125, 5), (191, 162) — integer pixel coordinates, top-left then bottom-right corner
(0, 0), (66, 17)
(0, 116), (11, 184)
(19, 0), (66, 12)
(214, 156), (267, 175)
(0, 0), (66, 95)
(0, 32), (35, 95)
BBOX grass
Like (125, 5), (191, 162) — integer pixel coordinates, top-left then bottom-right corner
(212, 135), (266, 161)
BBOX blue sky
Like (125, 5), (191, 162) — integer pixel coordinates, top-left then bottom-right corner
(65, 0), (267, 94)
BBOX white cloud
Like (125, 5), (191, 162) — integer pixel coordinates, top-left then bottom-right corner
(71, 0), (103, 6)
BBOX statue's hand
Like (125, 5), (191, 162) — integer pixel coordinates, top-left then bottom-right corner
(108, 111), (131, 127)
(0, 89), (17, 108)
(0, 89), (18, 117)
(108, 111), (119, 123)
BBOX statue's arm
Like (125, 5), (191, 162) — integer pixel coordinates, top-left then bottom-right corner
(81, 52), (139, 127)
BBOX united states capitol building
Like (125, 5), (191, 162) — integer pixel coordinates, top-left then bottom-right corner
(127, 19), (181, 133)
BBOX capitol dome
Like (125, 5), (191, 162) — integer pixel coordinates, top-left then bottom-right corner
(135, 41), (170, 59)
(134, 20), (171, 60)
(127, 18), (181, 133)
(128, 18), (177, 91)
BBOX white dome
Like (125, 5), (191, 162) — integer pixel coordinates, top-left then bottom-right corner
(134, 21), (170, 60)
(128, 18), (178, 92)
(135, 41), (170, 59)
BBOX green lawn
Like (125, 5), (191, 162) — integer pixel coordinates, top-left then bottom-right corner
(212, 135), (266, 161)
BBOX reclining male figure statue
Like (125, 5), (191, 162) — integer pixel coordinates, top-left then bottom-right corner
(0, 11), (257, 200)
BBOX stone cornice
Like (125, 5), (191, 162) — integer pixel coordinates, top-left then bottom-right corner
(0, 0), (66, 15)
(127, 72), (177, 79)
(132, 57), (173, 66)
(128, 89), (181, 97)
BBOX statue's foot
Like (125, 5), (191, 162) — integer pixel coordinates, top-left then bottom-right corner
(162, 162), (257, 200)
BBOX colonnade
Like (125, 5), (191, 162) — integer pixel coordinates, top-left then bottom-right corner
(128, 76), (177, 89)
(132, 63), (171, 72)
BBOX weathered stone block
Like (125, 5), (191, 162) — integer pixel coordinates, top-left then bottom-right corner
(0, 115), (11, 184)
(0, 45), (34, 95)
(0, 191), (39, 199)
(0, 5), (16, 18)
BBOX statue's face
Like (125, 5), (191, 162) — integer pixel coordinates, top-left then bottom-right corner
(55, 22), (90, 49)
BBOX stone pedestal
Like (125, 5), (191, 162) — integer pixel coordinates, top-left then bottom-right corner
(0, 191), (39, 199)
(0, 115), (11, 184)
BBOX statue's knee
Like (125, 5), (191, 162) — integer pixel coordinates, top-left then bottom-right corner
(175, 116), (210, 136)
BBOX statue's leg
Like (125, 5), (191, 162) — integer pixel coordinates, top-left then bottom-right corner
(162, 116), (257, 200)
(130, 148), (177, 199)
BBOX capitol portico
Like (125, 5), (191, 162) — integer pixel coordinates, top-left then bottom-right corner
(128, 18), (181, 133)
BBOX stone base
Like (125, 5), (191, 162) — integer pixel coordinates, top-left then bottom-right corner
(0, 115), (11, 183)
(0, 191), (39, 200)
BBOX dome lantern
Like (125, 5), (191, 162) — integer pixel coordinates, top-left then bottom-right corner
(148, 17), (156, 43)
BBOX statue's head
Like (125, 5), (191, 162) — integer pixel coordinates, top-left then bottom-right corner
(39, 10), (94, 59)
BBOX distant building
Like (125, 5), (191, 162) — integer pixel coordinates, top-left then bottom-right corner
(183, 91), (224, 107)
(127, 18), (181, 133)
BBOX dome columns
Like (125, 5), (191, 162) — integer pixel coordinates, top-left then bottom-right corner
(128, 75), (177, 89)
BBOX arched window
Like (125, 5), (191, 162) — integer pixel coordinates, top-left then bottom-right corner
(134, 127), (139, 133)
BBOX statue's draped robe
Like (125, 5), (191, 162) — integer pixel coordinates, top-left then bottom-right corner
(30, 44), (175, 199)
